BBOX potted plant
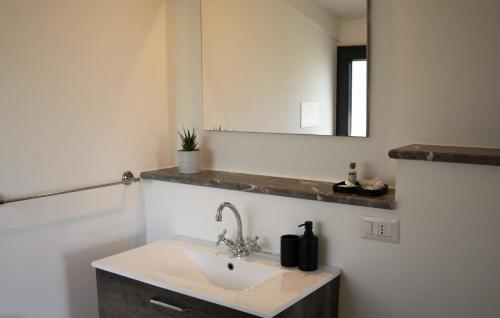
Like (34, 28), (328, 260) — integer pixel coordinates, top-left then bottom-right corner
(178, 127), (201, 174)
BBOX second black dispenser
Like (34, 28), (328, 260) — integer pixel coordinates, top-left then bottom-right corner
(298, 221), (318, 271)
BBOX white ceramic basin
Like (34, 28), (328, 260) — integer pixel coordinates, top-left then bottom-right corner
(92, 237), (341, 318)
(186, 249), (282, 291)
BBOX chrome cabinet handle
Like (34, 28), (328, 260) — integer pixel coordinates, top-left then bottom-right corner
(150, 299), (191, 313)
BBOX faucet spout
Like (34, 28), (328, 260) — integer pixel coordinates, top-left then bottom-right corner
(215, 202), (260, 257)
(216, 202), (244, 244)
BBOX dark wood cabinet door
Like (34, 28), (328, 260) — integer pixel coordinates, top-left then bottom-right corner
(96, 269), (258, 318)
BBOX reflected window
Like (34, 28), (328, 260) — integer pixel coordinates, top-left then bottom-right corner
(336, 46), (367, 137)
(350, 60), (367, 137)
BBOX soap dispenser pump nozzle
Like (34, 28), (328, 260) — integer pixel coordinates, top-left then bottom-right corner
(299, 221), (314, 238)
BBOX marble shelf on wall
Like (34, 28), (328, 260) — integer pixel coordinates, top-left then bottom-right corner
(389, 144), (500, 166)
(140, 168), (396, 210)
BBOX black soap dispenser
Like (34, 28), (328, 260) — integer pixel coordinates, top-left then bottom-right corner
(298, 221), (318, 271)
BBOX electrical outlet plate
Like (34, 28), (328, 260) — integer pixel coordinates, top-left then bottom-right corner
(361, 216), (400, 243)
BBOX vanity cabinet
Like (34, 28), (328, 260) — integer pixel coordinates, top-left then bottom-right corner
(96, 269), (339, 318)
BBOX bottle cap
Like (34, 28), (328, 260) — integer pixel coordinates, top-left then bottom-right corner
(350, 162), (356, 169)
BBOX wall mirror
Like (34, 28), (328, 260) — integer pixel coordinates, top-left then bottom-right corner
(201, 0), (369, 137)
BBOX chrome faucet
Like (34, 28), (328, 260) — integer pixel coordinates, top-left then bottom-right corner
(215, 202), (260, 257)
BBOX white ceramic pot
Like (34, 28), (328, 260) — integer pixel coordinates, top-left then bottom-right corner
(178, 150), (202, 174)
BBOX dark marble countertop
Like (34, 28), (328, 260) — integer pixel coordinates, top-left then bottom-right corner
(141, 168), (396, 210)
(389, 144), (500, 166)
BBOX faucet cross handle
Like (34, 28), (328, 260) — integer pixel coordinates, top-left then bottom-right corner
(216, 229), (228, 246)
(247, 236), (261, 251)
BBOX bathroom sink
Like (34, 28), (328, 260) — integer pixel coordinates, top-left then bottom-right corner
(92, 237), (341, 318)
(186, 249), (282, 291)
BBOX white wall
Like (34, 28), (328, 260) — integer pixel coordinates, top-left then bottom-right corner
(0, 1), (171, 317)
(170, 0), (500, 185)
(202, 0), (338, 135)
(338, 18), (367, 46)
(286, 0), (339, 36)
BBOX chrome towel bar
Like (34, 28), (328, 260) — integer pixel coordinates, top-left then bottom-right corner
(0, 171), (140, 206)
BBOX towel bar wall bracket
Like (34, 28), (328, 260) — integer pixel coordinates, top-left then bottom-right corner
(0, 171), (140, 206)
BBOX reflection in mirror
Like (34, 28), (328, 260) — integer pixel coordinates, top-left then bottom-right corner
(202, 0), (368, 137)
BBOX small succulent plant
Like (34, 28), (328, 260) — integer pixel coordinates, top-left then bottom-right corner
(178, 127), (199, 151)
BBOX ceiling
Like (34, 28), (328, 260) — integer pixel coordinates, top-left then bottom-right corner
(314, 0), (367, 19)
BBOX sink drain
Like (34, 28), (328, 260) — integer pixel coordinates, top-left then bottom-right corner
(227, 263), (234, 271)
